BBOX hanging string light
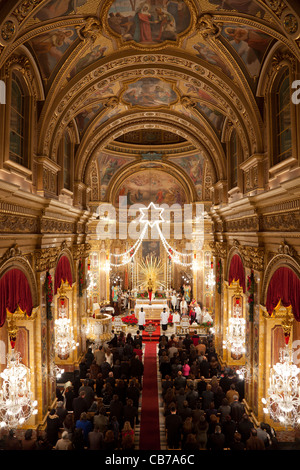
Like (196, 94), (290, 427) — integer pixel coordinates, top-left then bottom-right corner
(109, 203), (195, 268)
(0, 314), (38, 429)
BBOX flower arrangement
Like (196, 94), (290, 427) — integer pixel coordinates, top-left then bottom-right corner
(137, 291), (149, 299)
(200, 321), (214, 328)
(78, 259), (84, 297)
(121, 314), (138, 325)
(45, 270), (53, 320)
(156, 292), (166, 298)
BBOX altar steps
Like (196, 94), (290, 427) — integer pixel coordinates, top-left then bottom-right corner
(142, 320), (161, 343)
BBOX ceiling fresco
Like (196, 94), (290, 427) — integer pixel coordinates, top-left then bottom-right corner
(1, 0), (299, 205)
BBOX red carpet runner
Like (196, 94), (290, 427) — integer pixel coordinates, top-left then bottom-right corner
(139, 321), (161, 450)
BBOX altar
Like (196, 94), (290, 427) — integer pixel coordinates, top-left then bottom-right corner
(134, 299), (169, 320)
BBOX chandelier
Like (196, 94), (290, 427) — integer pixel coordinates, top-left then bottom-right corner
(55, 317), (79, 356)
(223, 316), (246, 355)
(262, 343), (300, 428)
(0, 316), (38, 429)
(55, 296), (79, 356)
(49, 364), (64, 383)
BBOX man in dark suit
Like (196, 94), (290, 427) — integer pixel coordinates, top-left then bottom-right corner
(165, 407), (182, 449)
(72, 391), (89, 422)
(123, 398), (139, 427)
(230, 395), (245, 423)
(130, 355), (144, 383)
(109, 394), (124, 425)
(174, 371), (186, 390)
(207, 425), (225, 451)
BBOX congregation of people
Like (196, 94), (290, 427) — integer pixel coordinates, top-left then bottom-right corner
(159, 332), (279, 451)
(0, 331), (144, 451)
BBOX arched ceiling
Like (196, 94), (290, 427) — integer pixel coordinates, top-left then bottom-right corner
(1, 0), (299, 203)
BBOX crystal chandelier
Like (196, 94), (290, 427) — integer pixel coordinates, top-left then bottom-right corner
(49, 364), (64, 383)
(262, 343), (300, 428)
(55, 316), (79, 356)
(206, 270), (216, 290)
(55, 296), (79, 356)
(0, 316), (38, 429)
(223, 316), (246, 355)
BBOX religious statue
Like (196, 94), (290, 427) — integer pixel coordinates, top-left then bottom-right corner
(183, 284), (191, 303)
(112, 285), (119, 302)
(148, 276), (153, 303)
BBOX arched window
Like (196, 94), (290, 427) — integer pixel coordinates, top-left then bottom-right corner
(9, 72), (27, 167)
(275, 70), (292, 164)
(229, 128), (238, 189)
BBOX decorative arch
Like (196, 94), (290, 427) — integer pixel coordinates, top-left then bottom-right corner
(0, 265), (35, 327)
(106, 160), (197, 206)
(54, 252), (74, 294)
(265, 266), (300, 321)
(226, 251), (246, 293)
(261, 253), (300, 307)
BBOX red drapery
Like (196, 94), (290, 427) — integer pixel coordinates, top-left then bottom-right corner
(266, 267), (300, 321)
(54, 256), (73, 294)
(228, 254), (245, 293)
(0, 269), (33, 327)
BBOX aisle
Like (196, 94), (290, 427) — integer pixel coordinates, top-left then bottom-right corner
(139, 321), (161, 450)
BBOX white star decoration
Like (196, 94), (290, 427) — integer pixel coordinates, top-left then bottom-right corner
(139, 202), (165, 228)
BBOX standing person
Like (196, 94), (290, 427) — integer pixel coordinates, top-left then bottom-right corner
(171, 291), (178, 312)
(180, 297), (187, 315)
(46, 409), (61, 447)
(54, 431), (73, 450)
(138, 307), (146, 331)
(165, 406), (182, 449)
(161, 307), (169, 332)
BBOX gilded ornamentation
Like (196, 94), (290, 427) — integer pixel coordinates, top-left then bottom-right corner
(76, 17), (102, 42)
(1, 20), (16, 43)
(196, 14), (221, 39)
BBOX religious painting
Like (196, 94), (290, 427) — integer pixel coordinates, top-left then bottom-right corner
(169, 153), (205, 199)
(192, 41), (234, 79)
(33, 0), (88, 21)
(142, 240), (160, 259)
(195, 103), (225, 135)
(28, 27), (78, 79)
(107, 0), (191, 44)
(206, 0), (266, 18)
(68, 39), (108, 79)
(183, 82), (218, 107)
(122, 77), (178, 108)
(221, 24), (273, 77)
(98, 153), (135, 201)
(115, 169), (187, 206)
(75, 103), (104, 137)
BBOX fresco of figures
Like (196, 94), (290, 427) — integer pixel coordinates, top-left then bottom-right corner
(169, 153), (206, 199)
(27, 27), (78, 78)
(98, 153), (135, 200)
(115, 169), (187, 206)
(221, 24), (273, 77)
(122, 77), (178, 107)
(205, 0), (266, 18)
(107, 0), (191, 44)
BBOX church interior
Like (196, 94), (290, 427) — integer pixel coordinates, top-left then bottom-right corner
(0, 0), (300, 452)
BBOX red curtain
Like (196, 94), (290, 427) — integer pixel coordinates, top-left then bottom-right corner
(0, 269), (33, 327)
(54, 256), (73, 294)
(266, 267), (300, 321)
(228, 254), (245, 293)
